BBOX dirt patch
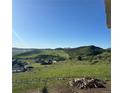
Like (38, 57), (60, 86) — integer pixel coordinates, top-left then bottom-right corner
(23, 79), (111, 93)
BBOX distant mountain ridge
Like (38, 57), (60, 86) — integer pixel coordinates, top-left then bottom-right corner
(12, 48), (33, 56)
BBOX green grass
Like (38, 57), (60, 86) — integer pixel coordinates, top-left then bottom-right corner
(13, 61), (111, 93)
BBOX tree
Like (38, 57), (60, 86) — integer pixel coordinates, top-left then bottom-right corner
(77, 56), (82, 61)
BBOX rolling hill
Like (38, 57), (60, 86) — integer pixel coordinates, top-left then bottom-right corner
(12, 48), (33, 56)
(12, 45), (111, 62)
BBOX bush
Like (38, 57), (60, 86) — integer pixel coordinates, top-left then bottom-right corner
(77, 56), (82, 61)
(41, 86), (48, 93)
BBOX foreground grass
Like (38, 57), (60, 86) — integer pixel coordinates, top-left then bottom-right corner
(13, 61), (111, 93)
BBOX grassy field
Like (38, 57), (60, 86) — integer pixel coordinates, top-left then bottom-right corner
(13, 60), (111, 93)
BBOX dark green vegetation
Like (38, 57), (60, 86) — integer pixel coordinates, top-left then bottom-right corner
(12, 45), (111, 93)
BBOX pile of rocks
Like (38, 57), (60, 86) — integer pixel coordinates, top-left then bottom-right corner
(69, 77), (106, 89)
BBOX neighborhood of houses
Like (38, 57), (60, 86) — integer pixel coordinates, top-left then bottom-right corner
(12, 58), (57, 73)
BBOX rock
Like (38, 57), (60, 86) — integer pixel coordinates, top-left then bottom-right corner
(69, 77), (106, 89)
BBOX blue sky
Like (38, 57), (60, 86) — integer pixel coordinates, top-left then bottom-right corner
(13, 0), (111, 49)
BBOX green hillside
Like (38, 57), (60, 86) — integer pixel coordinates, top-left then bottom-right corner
(13, 49), (70, 61)
(12, 48), (32, 56)
(13, 45), (111, 63)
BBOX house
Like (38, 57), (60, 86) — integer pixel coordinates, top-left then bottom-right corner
(12, 59), (27, 73)
(52, 60), (57, 64)
(12, 64), (26, 73)
(40, 61), (51, 65)
(40, 59), (57, 65)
